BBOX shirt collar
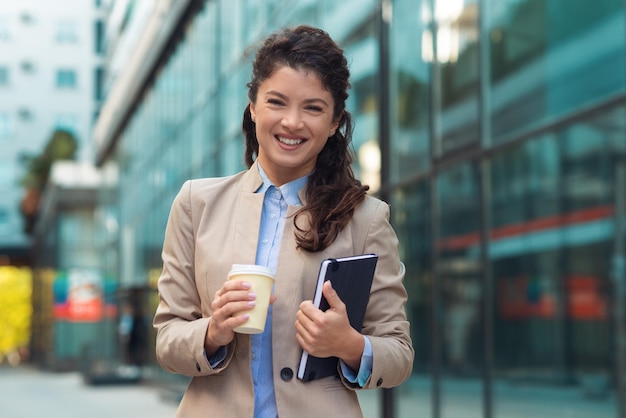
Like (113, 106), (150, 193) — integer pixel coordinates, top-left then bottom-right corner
(256, 163), (308, 206)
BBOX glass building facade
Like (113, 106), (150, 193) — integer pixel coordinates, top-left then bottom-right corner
(93, 0), (626, 417)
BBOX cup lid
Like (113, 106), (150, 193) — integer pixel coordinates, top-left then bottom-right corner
(228, 264), (275, 279)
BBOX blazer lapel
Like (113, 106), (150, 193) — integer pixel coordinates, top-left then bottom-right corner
(233, 163), (264, 265)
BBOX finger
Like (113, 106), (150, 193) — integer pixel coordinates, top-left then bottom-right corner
(295, 308), (313, 327)
(223, 299), (257, 317)
(213, 282), (255, 309)
(212, 290), (256, 320)
(221, 280), (252, 293)
(294, 315), (315, 347)
(295, 329), (310, 352)
(321, 280), (344, 310)
(298, 300), (316, 315)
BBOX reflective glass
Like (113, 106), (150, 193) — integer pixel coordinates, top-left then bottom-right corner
(218, 0), (244, 73)
(342, 18), (380, 192)
(486, 0), (626, 142)
(431, 0), (480, 157)
(436, 161), (484, 418)
(389, 0), (431, 181)
(490, 106), (626, 417)
(392, 181), (433, 417)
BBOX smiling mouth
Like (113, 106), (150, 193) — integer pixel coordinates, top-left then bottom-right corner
(276, 136), (304, 146)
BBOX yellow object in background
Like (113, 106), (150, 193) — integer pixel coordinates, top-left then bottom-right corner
(0, 266), (33, 364)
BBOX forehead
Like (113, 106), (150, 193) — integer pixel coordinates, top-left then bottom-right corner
(260, 66), (330, 95)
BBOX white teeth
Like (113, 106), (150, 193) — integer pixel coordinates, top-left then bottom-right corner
(277, 136), (303, 145)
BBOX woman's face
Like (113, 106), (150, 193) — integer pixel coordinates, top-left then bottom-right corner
(250, 66), (339, 186)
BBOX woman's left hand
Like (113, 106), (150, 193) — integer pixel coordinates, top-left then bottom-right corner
(295, 281), (365, 371)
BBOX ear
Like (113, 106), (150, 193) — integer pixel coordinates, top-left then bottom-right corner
(249, 101), (256, 121)
(331, 110), (343, 134)
(330, 118), (339, 136)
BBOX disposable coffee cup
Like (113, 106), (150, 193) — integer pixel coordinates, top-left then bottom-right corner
(227, 264), (275, 334)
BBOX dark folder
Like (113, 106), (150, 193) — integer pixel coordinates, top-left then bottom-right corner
(297, 253), (378, 381)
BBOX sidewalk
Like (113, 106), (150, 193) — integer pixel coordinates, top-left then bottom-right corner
(0, 364), (616, 418)
(368, 375), (616, 418)
(0, 365), (178, 418)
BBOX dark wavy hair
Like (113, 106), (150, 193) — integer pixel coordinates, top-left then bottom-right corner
(242, 25), (368, 252)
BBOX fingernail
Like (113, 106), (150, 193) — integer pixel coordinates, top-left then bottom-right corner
(242, 282), (251, 289)
(247, 301), (256, 307)
(248, 292), (256, 300)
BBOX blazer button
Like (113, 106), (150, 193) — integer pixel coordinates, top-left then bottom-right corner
(376, 378), (383, 387)
(280, 367), (294, 381)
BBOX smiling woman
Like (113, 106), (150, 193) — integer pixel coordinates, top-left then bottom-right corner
(153, 25), (413, 418)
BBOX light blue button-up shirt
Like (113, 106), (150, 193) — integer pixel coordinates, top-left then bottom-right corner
(208, 164), (372, 417)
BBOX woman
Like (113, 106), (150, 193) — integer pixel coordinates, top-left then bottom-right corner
(154, 25), (413, 417)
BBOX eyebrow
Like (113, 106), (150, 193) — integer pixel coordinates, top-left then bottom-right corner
(265, 90), (330, 107)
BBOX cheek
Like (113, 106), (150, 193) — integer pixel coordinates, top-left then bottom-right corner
(315, 136), (331, 153)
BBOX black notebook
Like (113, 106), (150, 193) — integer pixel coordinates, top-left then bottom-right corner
(297, 253), (378, 381)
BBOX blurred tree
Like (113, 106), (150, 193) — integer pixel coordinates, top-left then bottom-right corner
(18, 129), (78, 234)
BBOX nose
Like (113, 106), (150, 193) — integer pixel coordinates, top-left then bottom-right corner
(281, 108), (304, 130)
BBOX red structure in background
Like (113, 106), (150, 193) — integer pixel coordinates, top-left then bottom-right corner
(53, 268), (117, 322)
(498, 275), (607, 320)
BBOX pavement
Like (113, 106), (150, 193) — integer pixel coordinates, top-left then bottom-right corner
(0, 364), (617, 418)
(386, 376), (616, 418)
(0, 365), (179, 418)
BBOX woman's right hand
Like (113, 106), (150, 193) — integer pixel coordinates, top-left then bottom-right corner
(204, 280), (256, 355)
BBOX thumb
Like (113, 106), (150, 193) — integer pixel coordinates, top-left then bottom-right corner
(322, 280), (344, 309)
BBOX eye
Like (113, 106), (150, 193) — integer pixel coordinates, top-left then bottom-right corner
(267, 98), (284, 106)
(306, 105), (323, 112)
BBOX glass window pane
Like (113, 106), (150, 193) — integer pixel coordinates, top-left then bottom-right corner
(487, 0), (626, 142)
(343, 19), (380, 192)
(436, 161), (484, 418)
(389, 0), (431, 181)
(0, 66), (8, 85)
(490, 106), (626, 417)
(56, 69), (77, 88)
(0, 112), (13, 139)
(392, 181), (433, 417)
(432, 0), (481, 157)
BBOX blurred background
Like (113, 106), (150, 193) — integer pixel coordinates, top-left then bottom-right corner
(0, 0), (625, 417)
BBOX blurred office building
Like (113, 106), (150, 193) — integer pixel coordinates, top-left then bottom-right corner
(0, 0), (108, 368)
(17, 0), (626, 416)
(0, 0), (105, 262)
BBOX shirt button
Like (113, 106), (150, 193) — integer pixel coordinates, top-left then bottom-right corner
(262, 239), (269, 244)
(251, 353), (257, 360)
(270, 214), (276, 219)
(280, 367), (294, 381)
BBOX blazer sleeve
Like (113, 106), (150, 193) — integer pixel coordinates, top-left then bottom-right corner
(153, 180), (235, 376)
(342, 199), (414, 389)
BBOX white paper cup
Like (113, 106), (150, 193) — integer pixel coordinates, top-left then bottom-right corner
(227, 264), (275, 334)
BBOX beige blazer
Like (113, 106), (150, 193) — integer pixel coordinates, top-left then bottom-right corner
(153, 162), (414, 418)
